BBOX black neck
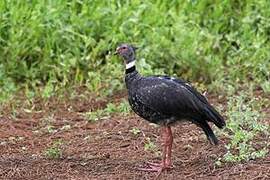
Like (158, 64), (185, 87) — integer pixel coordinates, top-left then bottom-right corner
(125, 66), (136, 74)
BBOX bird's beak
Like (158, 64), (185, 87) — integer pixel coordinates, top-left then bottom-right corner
(114, 47), (120, 55)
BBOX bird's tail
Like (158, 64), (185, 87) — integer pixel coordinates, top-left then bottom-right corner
(204, 105), (226, 129)
(196, 120), (219, 145)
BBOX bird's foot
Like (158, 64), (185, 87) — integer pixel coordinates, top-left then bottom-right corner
(146, 161), (173, 169)
(137, 161), (173, 178)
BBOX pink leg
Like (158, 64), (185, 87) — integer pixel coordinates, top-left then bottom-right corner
(165, 127), (173, 167)
(145, 126), (167, 167)
(138, 126), (173, 177)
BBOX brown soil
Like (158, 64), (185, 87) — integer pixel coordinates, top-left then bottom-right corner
(0, 92), (269, 180)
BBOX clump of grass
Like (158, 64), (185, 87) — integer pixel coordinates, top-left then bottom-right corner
(85, 99), (131, 122)
(85, 109), (108, 122)
(1, 1), (270, 102)
(105, 99), (130, 115)
(46, 125), (57, 134)
(144, 137), (160, 156)
(44, 140), (63, 159)
(129, 127), (141, 135)
(217, 93), (269, 164)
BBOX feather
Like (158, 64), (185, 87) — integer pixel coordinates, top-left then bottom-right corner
(125, 74), (225, 144)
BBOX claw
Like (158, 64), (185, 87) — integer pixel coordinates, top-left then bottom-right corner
(146, 161), (173, 169)
(137, 161), (173, 179)
(136, 127), (174, 178)
(137, 165), (164, 179)
(137, 167), (162, 172)
(146, 162), (162, 167)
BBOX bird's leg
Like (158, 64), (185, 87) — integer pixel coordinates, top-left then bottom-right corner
(165, 126), (173, 167)
(138, 126), (173, 176)
(148, 126), (173, 168)
(145, 126), (167, 167)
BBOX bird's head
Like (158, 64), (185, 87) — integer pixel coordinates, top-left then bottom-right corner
(114, 44), (137, 64)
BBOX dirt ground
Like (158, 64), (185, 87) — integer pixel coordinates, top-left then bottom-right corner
(0, 92), (269, 180)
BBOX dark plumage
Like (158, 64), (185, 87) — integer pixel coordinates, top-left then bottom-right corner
(115, 44), (225, 176)
(126, 74), (225, 144)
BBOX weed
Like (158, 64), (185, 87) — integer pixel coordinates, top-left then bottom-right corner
(86, 109), (108, 122)
(261, 81), (270, 93)
(1, 1), (270, 101)
(221, 93), (269, 163)
(46, 125), (57, 134)
(44, 140), (63, 159)
(41, 81), (55, 99)
(114, 99), (131, 115)
(85, 99), (131, 122)
(130, 127), (141, 135)
(144, 137), (158, 153)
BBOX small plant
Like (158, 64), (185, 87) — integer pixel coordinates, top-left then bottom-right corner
(85, 99), (131, 122)
(144, 137), (158, 152)
(261, 81), (270, 93)
(60, 124), (71, 131)
(104, 103), (118, 113)
(44, 140), (63, 159)
(130, 127), (141, 135)
(115, 99), (131, 115)
(85, 109), (108, 122)
(41, 81), (55, 99)
(46, 125), (57, 134)
(220, 93), (269, 163)
(104, 99), (131, 115)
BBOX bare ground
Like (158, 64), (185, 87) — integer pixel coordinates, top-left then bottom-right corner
(0, 92), (269, 180)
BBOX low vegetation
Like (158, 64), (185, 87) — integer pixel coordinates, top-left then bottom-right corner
(44, 139), (63, 159)
(85, 99), (130, 122)
(216, 92), (269, 165)
(1, 1), (270, 102)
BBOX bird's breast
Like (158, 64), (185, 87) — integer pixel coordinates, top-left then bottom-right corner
(127, 91), (171, 124)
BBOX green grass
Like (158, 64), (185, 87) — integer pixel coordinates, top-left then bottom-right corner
(85, 99), (130, 122)
(144, 137), (160, 156)
(44, 139), (63, 159)
(129, 127), (141, 135)
(0, 0), (270, 101)
(216, 92), (269, 165)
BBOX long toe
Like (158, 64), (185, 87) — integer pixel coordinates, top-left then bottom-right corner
(146, 161), (162, 167)
(146, 162), (173, 170)
(137, 162), (173, 173)
(137, 166), (161, 172)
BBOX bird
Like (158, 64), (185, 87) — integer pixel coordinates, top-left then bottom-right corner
(114, 43), (225, 176)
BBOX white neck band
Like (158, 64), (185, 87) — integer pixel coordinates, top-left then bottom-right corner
(126, 60), (136, 69)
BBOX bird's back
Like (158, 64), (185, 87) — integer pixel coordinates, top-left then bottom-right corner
(126, 75), (225, 128)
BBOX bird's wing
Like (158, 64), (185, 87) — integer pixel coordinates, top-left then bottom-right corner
(135, 76), (225, 128)
(153, 75), (208, 104)
(135, 77), (206, 117)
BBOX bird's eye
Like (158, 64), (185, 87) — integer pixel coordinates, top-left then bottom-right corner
(122, 46), (127, 49)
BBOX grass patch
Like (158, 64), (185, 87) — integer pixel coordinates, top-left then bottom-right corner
(129, 127), (141, 136)
(144, 137), (160, 156)
(1, 1), (270, 101)
(44, 140), (63, 159)
(85, 99), (131, 122)
(217, 92), (269, 165)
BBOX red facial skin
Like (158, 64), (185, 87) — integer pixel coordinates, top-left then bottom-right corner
(116, 46), (129, 64)
(116, 46), (128, 55)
